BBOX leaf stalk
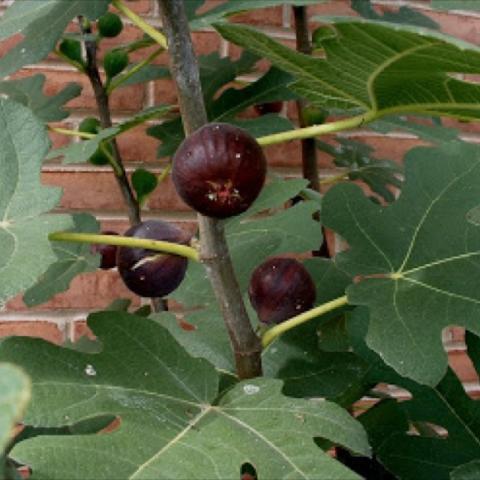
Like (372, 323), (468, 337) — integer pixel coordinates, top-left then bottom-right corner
(262, 295), (349, 348)
(48, 232), (200, 262)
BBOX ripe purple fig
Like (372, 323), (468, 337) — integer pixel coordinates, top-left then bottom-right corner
(91, 230), (118, 269)
(248, 257), (316, 325)
(172, 123), (267, 218)
(116, 220), (190, 298)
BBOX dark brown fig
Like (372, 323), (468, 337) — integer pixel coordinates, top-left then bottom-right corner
(91, 230), (119, 269)
(248, 257), (316, 325)
(172, 123), (267, 218)
(254, 101), (283, 116)
(116, 220), (190, 298)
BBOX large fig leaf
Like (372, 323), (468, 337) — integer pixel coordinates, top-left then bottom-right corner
(0, 0), (110, 77)
(451, 461), (480, 480)
(0, 364), (30, 452)
(189, 0), (324, 30)
(0, 312), (369, 479)
(0, 75), (81, 122)
(215, 21), (480, 121)
(0, 99), (71, 306)
(346, 308), (480, 480)
(321, 141), (480, 386)
(23, 214), (100, 307)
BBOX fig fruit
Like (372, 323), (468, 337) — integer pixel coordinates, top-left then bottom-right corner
(98, 12), (123, 38)
(59, 38), (83, 65)
(91, 231), (118, 269)
(79, 117), (101, 134)
(248, 257), (316, 325)
(104, 49), (129, 79)
(116, 220), (190, 298)
(172, 123), (266, 218)
(254, 101), (283, 116)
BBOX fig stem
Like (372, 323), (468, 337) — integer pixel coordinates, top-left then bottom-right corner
(257, 111), (376, 146)
(262, 295), (349, 348)
(48, 126), (95, 140)
(158, 0), (263, 379)
(49, 232), (200, 262)
(113, 0), (168, 49)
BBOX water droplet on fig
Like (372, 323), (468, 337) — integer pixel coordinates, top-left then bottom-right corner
(243, 384), (260, 395)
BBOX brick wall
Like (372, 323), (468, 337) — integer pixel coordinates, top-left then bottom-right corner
(1, 0), (479, 396)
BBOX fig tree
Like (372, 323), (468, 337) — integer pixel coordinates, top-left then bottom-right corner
(172, 123), (267, 218)
(104, 49), (129, 79)
(116, 220), (190, 298)
(248, 257), (316, 325)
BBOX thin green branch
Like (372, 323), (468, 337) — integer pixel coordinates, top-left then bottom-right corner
(257, 112), (376, 146)
(49, 232), (200, 262)
(113, 0), (168, 49)
(262, 295), (349, 348)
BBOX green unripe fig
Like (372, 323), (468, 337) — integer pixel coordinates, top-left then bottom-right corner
(98, 12), (123, 38)
(89, 143), (113, 166)
(302, 106), (328, 126)
(79, 117), (101, 135)
(103, 49), (129, 79)
(59, 38), (83, 65)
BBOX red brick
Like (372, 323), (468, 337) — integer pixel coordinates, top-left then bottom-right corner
(449, 349), (479, 384)
(120, 0), (153, 15)
(0, 321), (64, 344)
(6, 271), (141, 312)
(116, 125), (160, 163)
(153, 77), (178, 107)
(230, 6), (284, 27)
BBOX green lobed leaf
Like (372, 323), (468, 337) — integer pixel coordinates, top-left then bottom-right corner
(451, 461), (480, 480)
(347, 308), (480, 479)
(215, 20), (480, 121)
(432, 1), (480, 10)
(0, 0), (110, 77)
(0, 312), (369, 479)
(351, 0), (439, 29)
(322, 141), (480, 386)
(132, 168), (158, 205)
(23, 214), (100, 307)
(0, 75), (81, 122)
(0, 99), (71, 306)
(0, 364), (31, 452)
(190, 0), (325, 30)
(317, 138), (402, 203)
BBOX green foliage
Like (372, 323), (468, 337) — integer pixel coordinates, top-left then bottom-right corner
(0, 312), (369, 479)
(451, 461), (480, 480)
(216, 21), (480, 120)
(131, 168), (158, 206)
(322, 142), (480, 385)
(317, 138), (402, 203)
(347, 308), (480, 479)
(0, 0), (110, 76)
(0, 99), (71, 306)
(0, 75), (81, 122)
(0, 364), (30, 452)
(23, 214), (100, 307)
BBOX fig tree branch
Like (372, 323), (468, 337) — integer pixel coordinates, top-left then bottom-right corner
(78, 16), (141, 226)
(293, 5), (319, 192)
(157, 0), (263, 379)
